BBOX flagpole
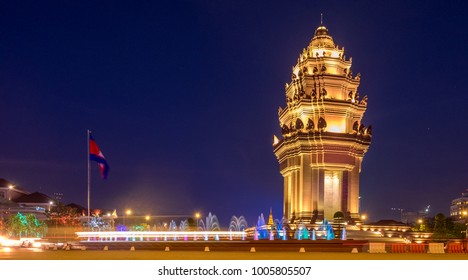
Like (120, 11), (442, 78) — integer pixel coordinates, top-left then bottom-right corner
(87, 129), (91, 225)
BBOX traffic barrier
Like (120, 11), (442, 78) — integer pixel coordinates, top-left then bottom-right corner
(409, 243), (426, 253)
(369, 243), (386, 253)
(390, 243), (406, 253)
(447, 243), (464, 253)
(428, 243), (445, 254)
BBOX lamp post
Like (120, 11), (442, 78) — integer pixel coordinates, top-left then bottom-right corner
(124, 209), (132, 228)
(463, 211), (468, 238)
(361, 214), (367, 224)
(195, 212), (200, 231)
(8, 185), (14, 200)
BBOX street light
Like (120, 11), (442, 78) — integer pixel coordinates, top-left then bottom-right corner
(8, 185), (14, 200)
(145, 215), (150, 221)
(361, 214), (367, 224)
(462, 211), (468, 238)
(124, 209), (132, 227)
(195, 212), (201, 230)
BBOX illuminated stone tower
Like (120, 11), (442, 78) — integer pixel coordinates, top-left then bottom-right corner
(273, 25), (371, 222)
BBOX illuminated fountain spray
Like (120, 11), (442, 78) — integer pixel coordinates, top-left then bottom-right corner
(179, 220), (189, 240)
(197, 212), (220, 240)
(256, 213), (268, 239)
(198, 213), (220, 231)
(274, 217), (288, 240)
(229, 216), (248, 231)
(319, 219), (335, 240)
(229, 216), (248, 241)
(169, 220), (177, 240)
(179, 220), (188, 231)
(294, 223), (309, 240)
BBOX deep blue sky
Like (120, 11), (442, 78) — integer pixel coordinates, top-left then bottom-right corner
(1, 0), (467, 225)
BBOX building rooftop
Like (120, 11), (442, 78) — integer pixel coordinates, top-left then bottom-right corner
(368, 219), (407, 226)
(14, 192), (55, 204)
(0, 178), (29, 193)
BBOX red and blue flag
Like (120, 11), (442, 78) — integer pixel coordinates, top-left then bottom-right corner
(89, 133), (109, 179)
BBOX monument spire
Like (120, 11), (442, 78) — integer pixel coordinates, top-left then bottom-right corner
(268, 207), (274, 226)
(273, 23), (372, 223)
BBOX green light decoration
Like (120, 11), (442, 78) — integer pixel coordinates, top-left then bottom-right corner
(18, 213), (27, 226)
(8, 212), (47, 238)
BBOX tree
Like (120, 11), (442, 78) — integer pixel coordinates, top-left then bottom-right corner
(446, 218), (466, 238)
(0, 218), (5, 234)
(432, 213), (447, 240)
(48, 205), (82, 227)
(187, 218), (196, 231)
(8, 213), (47, 238)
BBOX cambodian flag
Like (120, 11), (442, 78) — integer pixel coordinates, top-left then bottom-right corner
(89, 133), (110, 179)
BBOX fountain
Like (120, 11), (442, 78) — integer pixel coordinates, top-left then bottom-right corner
(256, 213), (268, 239)
(198, 212), (220, 231)
(325, 220), (335, 240)
(294, 223), (309, 240)
(179, 220), (188, 231)
(229, 216), (248, 231)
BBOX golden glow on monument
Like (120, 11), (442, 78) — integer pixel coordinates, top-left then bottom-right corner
(273, 24), (371, 222)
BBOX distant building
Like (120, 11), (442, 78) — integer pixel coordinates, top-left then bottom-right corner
(0, 197), (49, 221)
(0, 178), (30, 201)
(402, 206), (430, 224)
(361, 220), (411, 234)
(0, 179), (55, 220)
(14, 192), (56, 212)
(0, 178), (116, 225)
(450, 189), (468, 221)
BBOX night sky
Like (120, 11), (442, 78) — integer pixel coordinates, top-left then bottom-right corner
(1, 1), (467, 226)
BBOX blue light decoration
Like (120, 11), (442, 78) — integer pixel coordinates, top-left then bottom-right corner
(116, 224), (127, 231)
(313, 219), (335, 240)
(326, 222), (335, 240)
(274, 219), (283, 239)
(256, 214), (268, 239)
(341, 227), (347, 240)
(311, 229), (316, 240)
(294, 223), (310, 240)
